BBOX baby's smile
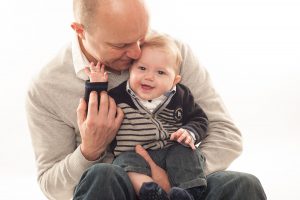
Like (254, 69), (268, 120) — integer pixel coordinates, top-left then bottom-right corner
(141, 84), (154, 91)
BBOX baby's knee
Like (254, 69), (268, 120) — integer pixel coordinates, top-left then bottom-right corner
(113, 152), (148, 167)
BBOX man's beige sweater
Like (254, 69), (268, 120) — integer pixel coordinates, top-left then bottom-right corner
(26, 38), (242, 200)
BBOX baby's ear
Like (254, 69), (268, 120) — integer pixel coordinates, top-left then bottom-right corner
(173, 75), (181, 85)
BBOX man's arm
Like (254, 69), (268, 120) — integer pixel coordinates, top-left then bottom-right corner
(26, 81), (122, 200)
(177, 41), (243, 175)
(26, 83), (98, 200)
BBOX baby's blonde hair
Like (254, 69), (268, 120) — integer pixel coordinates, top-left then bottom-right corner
(141, 33), (182, 74)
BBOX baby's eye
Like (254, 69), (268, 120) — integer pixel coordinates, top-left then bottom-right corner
(158, 70), (165, 75)
(138, 66), (146, 70)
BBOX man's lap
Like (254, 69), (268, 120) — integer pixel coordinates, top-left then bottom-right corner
(74, 164), (266, 200)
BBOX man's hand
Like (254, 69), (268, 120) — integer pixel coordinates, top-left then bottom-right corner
(77, 91), (124, 161)
(135, 145), (171, 193)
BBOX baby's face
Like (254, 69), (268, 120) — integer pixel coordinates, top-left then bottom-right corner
(129, 47), (180, 100)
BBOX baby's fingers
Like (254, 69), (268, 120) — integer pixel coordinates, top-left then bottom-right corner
(100, 63), (106, 73)
(84, 67), (91, 76)
(183, 134), (196, 150)
(104, 72), (108, 81)
(170, 131), (181, 141)
(177, 132), (187, 143)
(189, 142), (196, 150)
(89, 62), (96, 69)
(184, 136), (192, 145)
(96, 62), (100, 70)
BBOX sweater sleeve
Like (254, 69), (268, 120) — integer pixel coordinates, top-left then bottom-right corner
(26, 81), (106, 200)
(84, 80), (108, 109)
(180, 84), (209, 144)
(177, 41), (243, 175)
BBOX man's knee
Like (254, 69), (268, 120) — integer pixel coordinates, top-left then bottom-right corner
(234, 172), (261, 187)
(206, 171), (266, 199)
(74, 163), (136, 199)
(238, 173), (265, 192)
(208, 171), (261, 185)
(236, 172), (267, 199)
(242, 173), (259, 183)
(226, 171), (267, 199)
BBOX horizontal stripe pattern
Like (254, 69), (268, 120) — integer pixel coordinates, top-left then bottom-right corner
(114, 103), (182, 156)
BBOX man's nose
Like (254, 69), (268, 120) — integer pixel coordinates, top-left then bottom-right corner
(126, 42), (141, 59)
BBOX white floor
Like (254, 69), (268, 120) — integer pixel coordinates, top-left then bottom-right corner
(1, 0), (300, 199)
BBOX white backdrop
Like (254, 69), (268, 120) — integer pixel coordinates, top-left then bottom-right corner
(1, 0), (299, 199)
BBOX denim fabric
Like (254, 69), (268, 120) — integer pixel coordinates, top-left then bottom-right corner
(203, 171), (267, 200)
(73, 161), (267, 200)
(165, 144), (206, 189)
(73, 163), (136, 200)
(113, 143), (207, 189)
(113, 151), (152, 176)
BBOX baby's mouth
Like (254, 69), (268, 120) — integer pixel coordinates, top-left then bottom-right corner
(141, 84), (154, 90)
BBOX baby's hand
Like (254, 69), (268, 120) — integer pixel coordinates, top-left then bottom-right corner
(84, 62), (108, 82)
(170, 128), (196, 150)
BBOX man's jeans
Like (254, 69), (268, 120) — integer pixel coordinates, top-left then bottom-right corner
(73, 164), (267, 200)
(112, 144), (207, 189)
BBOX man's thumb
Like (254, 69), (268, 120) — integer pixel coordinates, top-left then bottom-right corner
(135, 145), (155, 167)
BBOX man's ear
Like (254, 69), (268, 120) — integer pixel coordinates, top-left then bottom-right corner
(173, 75), (181, 86)
(71, 22), (85, 39)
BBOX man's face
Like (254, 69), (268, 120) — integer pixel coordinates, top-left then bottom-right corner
(129, 47), (179, 100)
(81, 1), (149, 72)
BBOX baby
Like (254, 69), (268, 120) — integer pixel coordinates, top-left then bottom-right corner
(84, 33), (208, 200)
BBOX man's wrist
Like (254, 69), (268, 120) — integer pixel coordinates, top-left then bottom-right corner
(80, 145), (105, 161)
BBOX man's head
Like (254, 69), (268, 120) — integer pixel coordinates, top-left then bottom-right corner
(129, 33), (182, 100)
(72, 0), (150, 71)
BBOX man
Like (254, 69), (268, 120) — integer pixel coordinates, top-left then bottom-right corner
(26, 0), (267, 199)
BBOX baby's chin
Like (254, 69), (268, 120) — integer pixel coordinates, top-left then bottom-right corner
(138, 96), (151, 101)
(138, 94), (160, 101)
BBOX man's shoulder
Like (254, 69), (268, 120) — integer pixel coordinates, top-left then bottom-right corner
(26, 42), (85, 123)
(27, 42), (81, 101)
(39, 42), (73, 78)
(32, 43), (74, 84)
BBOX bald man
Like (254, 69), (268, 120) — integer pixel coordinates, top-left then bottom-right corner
(26, 0), (267, 199)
